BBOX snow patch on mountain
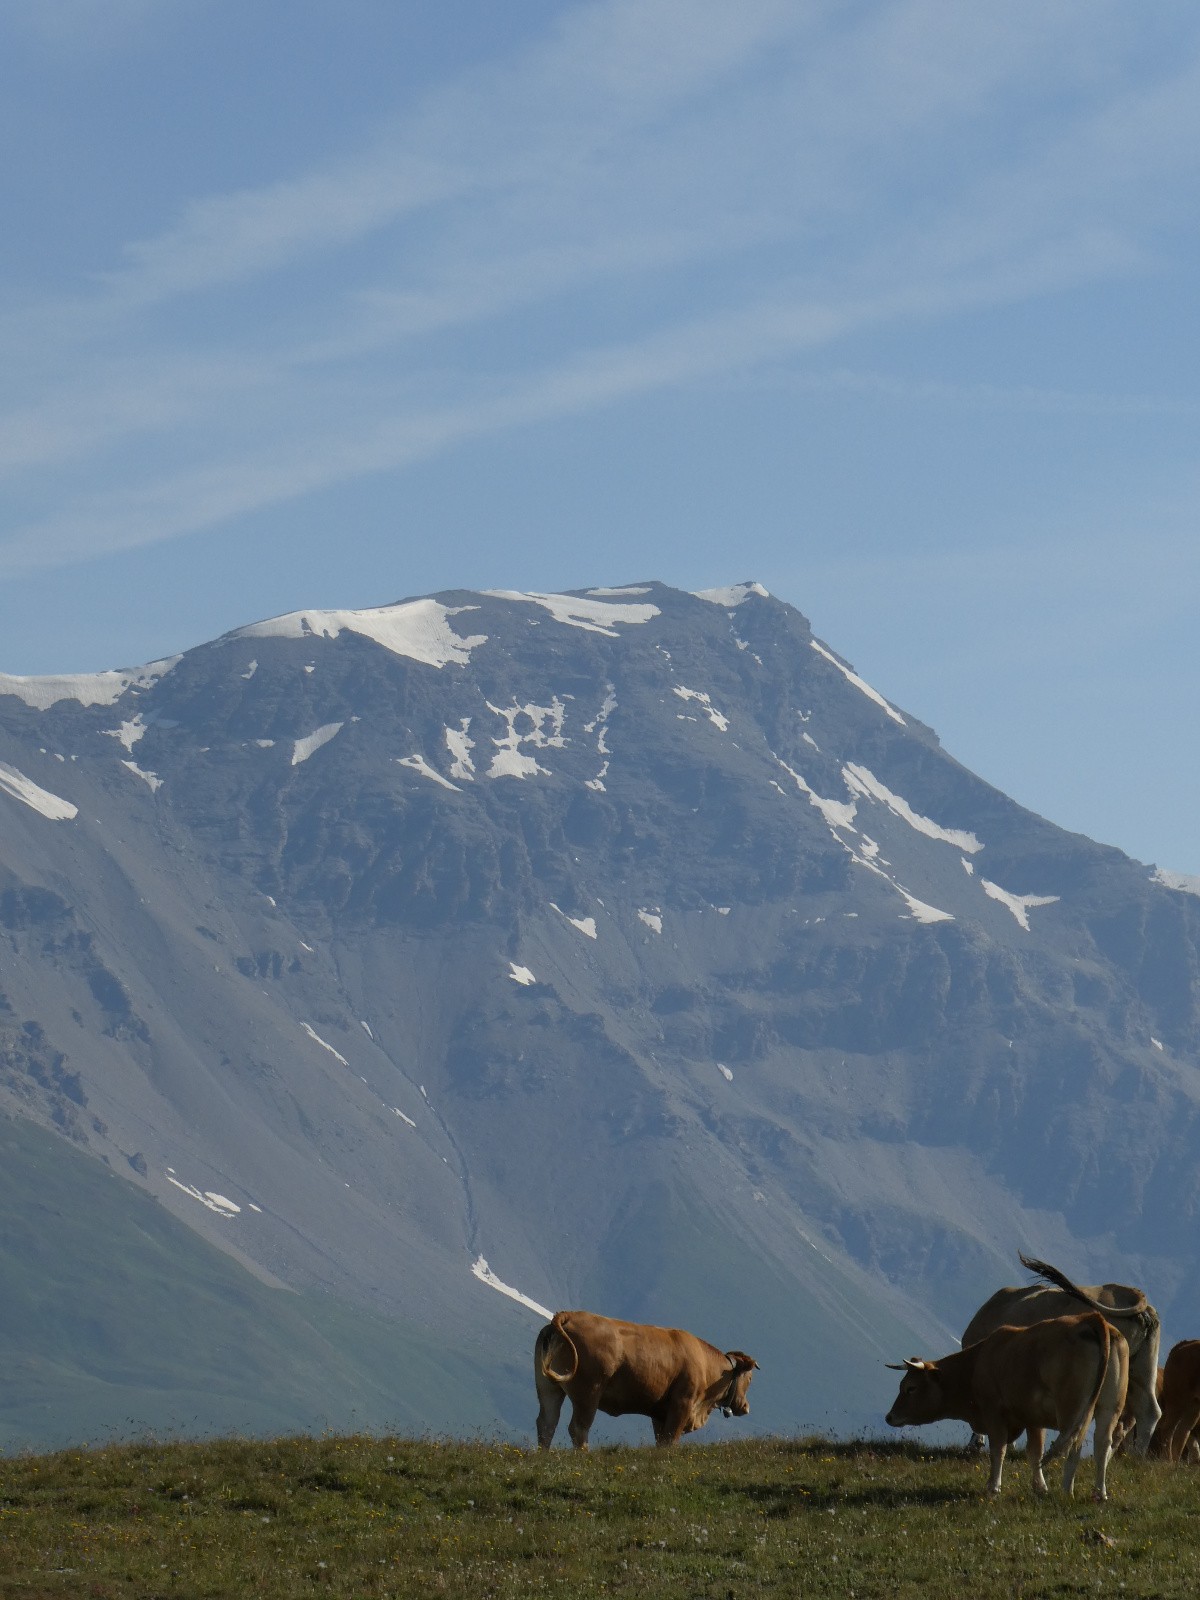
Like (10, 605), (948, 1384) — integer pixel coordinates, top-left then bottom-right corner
(638, 909), (663, 933)
(898, 888), (955, 924)
(981, 880), (1060, 930)
(778, 760), (857, 832)
(445, 722), (476, 781)
(0, 762), (78, 820)
(104, 715), (148, 752)
(237, 599), (487, 668)
(509, 963), (537, 986)
(485, 590), (659, 635)
(552, 904), (598, 940)
(471, 1256), (552, 1320)
(810, 640), (906, 726)
(121, 759), (164, 793)
(673, 685), (729, 731)
(165, 1174), (241, 1218)
(694, 582), (769, 607)
(485, 699), (566, 779)
(0, 657), (180, 711)
(398, 754), (460, 791)
(292, 722), (344, 765)
(843, 764), (982, 853)
(1153, 868), (1200, 897)
(301, 1023), (349, 1066)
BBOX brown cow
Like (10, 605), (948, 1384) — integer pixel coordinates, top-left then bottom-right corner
(1148, 1340), (1200, 1462)
(886, 1312), (1129, 1500)
(534, 1310), (758, 1449)
(961, 1253), (1161, 1453)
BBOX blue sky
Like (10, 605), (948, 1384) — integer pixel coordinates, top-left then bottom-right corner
(2, 0), (1198, 873)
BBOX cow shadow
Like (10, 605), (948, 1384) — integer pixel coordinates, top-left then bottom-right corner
(717, 1480), (980, 1516)
(714, 1439), (994, 1514)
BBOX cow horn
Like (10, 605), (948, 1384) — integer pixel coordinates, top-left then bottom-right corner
(885, 1357), (929, 1371)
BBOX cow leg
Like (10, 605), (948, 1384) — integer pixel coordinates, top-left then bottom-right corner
(1086, 1356), (1129, 1502)
(535, 1381), (565, 1450)
(1040, 1422), (1088, 1498)
(1129, 1382), (1163, 1456)
(653, 1397), (692, 1448)
(567, 1390), (601, 1450)
(1087, 1413), (1119, 1503)
(985, 1435), (1008, 1496)
(1166, 1399), (1200, 1464)
(1024, 1428), (1049, 1495)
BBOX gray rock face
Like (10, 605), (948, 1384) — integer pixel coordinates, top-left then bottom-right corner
(2, 581), (1199, 1442)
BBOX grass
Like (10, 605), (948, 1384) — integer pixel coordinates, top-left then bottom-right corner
(2, 1433), (1199, 1599)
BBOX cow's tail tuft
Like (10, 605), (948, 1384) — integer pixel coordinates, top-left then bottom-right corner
(1019, 1254), (1110, 1315)
(540, 1312), (579, 1386)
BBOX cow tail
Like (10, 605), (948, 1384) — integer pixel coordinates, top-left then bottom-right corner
(1064, 1317), (1117, 1458)
(1018, 1253), (1142, 1316)
(540, 1312), (580, 1386)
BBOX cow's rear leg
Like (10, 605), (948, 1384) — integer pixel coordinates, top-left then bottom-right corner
(1025, 1428), (1049, 1495)
(1167, 1399), (1200, 1464)
(535, 1379), (565, 1450)
(567, 1389), (601, 1449)
(1085, 1370), (1129, 1500)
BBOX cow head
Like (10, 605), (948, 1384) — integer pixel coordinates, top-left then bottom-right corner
(720, 1352), (759, 1417)
(884, 1358), (944, 1427)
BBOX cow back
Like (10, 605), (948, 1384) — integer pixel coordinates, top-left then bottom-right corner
(963, 1282), (1152, 1351)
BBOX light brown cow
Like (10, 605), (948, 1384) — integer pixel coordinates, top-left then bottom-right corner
(961, 1253), (1161, 1452)
(534, 1310), (758, 1449)
(886, 1311), (1129, 1500)
(1148, 1340), (1200, 1462)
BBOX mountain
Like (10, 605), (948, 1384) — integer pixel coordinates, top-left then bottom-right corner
(2, 580), (1199, 1449)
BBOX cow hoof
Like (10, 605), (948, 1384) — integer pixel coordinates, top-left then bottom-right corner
(1091, 1490), (1108, 1504)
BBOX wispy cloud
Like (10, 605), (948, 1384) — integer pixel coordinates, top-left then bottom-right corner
(2, 0), (1199, 574)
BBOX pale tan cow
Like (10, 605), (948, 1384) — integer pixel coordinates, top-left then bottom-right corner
(961, 1254), (1161, 1452)
(886, 1311), (1129, 1500)
(534, 1310), (758, 1449)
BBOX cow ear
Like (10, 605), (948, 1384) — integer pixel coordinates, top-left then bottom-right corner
(727, 1351), (758, 1372)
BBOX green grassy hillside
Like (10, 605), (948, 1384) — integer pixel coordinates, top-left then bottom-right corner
(2, 1433), (1198, 1599)
(0, 1118), (527, 1450)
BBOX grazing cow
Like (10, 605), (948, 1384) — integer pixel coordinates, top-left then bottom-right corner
(961, 1253), (1161, 1453)
(886, 1311), (1129, 1500)
(534, 1310), (758, 1449)
(1149, 1340), (1200, 1462)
